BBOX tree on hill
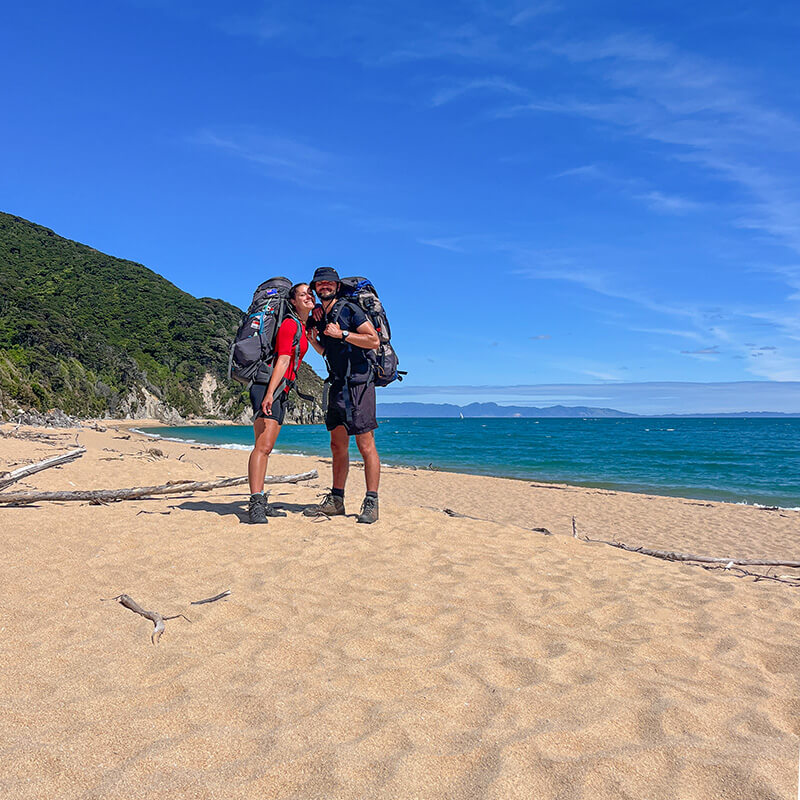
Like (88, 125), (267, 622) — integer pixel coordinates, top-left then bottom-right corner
(0, 211), (322, 422)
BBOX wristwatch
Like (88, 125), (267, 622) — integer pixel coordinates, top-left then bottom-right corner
(341, 330), (350, 341)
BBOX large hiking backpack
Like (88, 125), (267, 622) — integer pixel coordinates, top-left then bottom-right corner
(336, 277), (404, 387)
(228, 276), (294, 386)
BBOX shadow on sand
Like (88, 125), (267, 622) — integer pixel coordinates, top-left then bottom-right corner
(177, 500), (248, 521)
(177, 496), (317, 521)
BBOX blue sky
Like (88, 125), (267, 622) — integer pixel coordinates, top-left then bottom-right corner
(3, 1), (800, 412)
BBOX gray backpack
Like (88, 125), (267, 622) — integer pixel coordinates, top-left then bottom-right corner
(228, 277), (294, 386)
(336, 277), (404, 387)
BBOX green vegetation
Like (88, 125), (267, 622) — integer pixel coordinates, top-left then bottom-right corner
(0, 211), (322, 421)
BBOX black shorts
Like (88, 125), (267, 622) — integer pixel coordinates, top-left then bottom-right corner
(326, 381), (378, 436)
(250, 384), (289, 425)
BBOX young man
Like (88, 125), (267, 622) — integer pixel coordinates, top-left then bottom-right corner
(303, 266), (382, 524)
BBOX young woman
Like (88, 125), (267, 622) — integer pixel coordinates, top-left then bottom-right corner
(247, 283), (315, 524)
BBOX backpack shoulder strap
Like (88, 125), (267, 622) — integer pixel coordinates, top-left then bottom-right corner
(328, 298), (350, 327)
(290, 315), (302, 372)
(276, 313), (304, 394)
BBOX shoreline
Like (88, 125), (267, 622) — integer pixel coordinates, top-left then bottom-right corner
(133, 421), (800, 513)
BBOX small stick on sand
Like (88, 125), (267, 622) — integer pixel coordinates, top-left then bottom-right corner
(0, 470), (317, 505)
(191, 590), (231, 605)
(571, 517), (578, 538)
(103, 594), (191, 644)
(423, 506), (551, 535)
(0, 447), (86, 490)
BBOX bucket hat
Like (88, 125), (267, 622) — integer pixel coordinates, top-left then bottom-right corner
(310, 266), (340, 291)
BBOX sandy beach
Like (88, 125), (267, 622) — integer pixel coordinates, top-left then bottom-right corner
(1, 421), (799, 799)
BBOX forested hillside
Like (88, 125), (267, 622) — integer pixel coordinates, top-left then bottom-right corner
(0, 212), (322, 422)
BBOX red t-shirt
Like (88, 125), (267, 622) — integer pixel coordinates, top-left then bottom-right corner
(274, 317), (308, 388)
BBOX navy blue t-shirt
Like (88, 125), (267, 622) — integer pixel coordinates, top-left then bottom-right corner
(317, 301), (372, 383)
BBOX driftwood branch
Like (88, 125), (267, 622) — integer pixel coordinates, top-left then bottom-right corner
(579, 535), (800, 569)
(569, 521), (800, 587)
(0, 427), (66, 443)
(191, 590), (231, 605)
(694, 563), (800, 586)
(0, 470), (318, 505)
(104, 594), (191, 644)
(0, 447), (86, 490)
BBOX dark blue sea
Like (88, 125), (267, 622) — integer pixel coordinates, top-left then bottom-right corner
(139, 417), (800, 508)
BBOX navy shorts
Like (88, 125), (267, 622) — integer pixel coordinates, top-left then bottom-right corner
(326, 381), (377, 436)
(250, 384), (289, 425)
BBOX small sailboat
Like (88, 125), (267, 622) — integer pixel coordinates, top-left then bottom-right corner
(459, 412), (464, 420)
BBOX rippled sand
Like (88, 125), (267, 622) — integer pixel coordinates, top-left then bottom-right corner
(1, 422), (798, 799)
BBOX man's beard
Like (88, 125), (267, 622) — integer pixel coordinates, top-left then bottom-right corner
(317, 289), (336, 300)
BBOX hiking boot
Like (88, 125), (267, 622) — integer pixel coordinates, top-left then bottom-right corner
(248, 493), (269, 524)
(263, 493), (287, 517)
(303, 492), (345, 517)
(357, 495), (379, 524)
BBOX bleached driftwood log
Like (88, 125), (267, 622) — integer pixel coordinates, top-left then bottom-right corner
(580, 536), (800, 569)
(0, 470), (317, 505)
(0, 447), (86, 491)
(575, 527), (800, 586)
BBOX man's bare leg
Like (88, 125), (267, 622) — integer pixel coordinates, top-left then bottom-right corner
(355, 430), (380, 493)
(330, 425), (350, 490)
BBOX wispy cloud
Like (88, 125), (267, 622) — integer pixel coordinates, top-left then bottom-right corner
(431, 77), (527, 107)
(512, 256), (695, 322)
(488, 30), (800, 376)
(417, 236), (467, 252)
(743, 348), (800, 381)
(512, 248), (800, 378)
(553, 163), (705, 216)
(630, 327), (706, 343)
(681, 345), (720, 355)
(191, 129), (333, 187)
(219, 13), (287, 41)
(516, 33), (800, 256)
(552, 164), (602, 179)
(382, 24), (505, 64)
(582, 369), (624, 381)
(635, 190), (704, 215)
(508, 2), (560, 26)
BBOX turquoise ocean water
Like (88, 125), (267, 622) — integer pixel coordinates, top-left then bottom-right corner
(141, 417), (800, 508)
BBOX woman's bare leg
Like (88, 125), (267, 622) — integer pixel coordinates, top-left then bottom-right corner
(248, 417), (281, 494)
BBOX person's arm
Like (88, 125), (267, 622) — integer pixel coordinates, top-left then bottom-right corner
(262, 354), (291, 416)
(306, 324), (326, 355)
(323, 319), (379, 350)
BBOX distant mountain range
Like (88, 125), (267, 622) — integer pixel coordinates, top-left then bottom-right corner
(376, 402), (800, 418)
(376, 402), (637, 418)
